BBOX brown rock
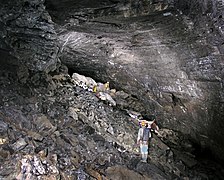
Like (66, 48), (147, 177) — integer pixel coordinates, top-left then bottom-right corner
(105, 165), (148, 180)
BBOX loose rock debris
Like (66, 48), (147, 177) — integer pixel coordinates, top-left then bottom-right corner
(0, 71), (223, 180)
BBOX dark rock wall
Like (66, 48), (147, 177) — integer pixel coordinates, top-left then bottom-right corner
(50, 0), (224, 161)
(0, 0), (224, 162)
(174, 0), (224, 160)
(174, 0), (224, 53)
(0, 0), (59, 78)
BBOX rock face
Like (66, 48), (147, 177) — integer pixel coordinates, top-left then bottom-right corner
(45, 0), (224, 160)
(174, 0), (224, 161)
(0, 0), (59, 77)
(0, 0), (224, 179)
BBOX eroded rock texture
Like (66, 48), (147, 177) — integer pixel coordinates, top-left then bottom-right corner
(1, 69), (224, 179)
(0, 0), (224, 179)
(45, 0), (224, 160)
(0, 0), (59, 77)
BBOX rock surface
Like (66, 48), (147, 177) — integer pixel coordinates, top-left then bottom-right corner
(0, 0), (224, 179)
(45, 0), (224, 160)
(0, 0), (59, 75)
(0, 71), (224, 179)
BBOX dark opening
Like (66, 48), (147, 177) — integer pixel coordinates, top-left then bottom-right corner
(67, 67), (75, 77)
(192, 141), (214, 161)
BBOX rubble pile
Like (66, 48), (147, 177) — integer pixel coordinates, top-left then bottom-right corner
(0, 69), (223, 179)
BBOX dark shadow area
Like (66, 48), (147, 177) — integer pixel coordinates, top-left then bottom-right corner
(192, 141), (213, 160)
(190, 140), (224, 179)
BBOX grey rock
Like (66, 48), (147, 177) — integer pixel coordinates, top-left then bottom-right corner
(68, 107), (79, 120)
(34, 114), (57, 136)
(136, 162), (168, 180)
(0, 120), (8, 136)
(172, 149), (197, 168)
(0, 0), (59, 73)
(11, 138), (27, 152)
(0, 0), (224, 179)
(57, 2), (224, 160)
(27, 131), (44, 142)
